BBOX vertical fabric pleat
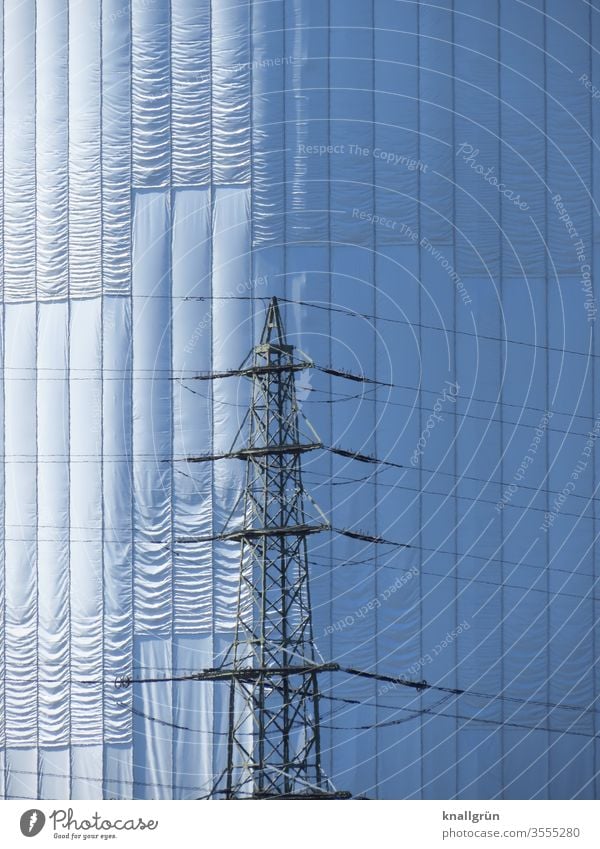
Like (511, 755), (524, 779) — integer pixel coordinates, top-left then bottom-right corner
(6, 748), (37, 800)
(211, 0), (250, 185)
(284, 0), (329, 242)
(102, 295), (133, 797)
(329, 2), (374, 246)
(499, 0), (545, 277)
(211, 187), (251, 631)
(374, 0), (419, 242)
(131, 189), (173, 797)
(37, 303), (70, 750)
(546, 0), (592, 275)
(71, 744), (102, 799)
(330, 246), (378, 793)
(454, 0), (500, 278)
(4, 0), (35, 301)
(419, 0), (453, 243)
(0, 0), (5, 763)
(251, 0), (285, 243)
(132, 0), (170, 188)
(39, 747), (69, 800)
(375, 245), (422, 799)
(4, 303), (37, 753)
(545, 1), (596, 800)
(173, 636), (213, 798)
(171, 0), (210, 186)
(282, 243), (332, 771)
(132, 191), (172, 636)
(36, 0), (68, 301)
(172, 189), (213, 632)
(69, 0), (102, 298)
(132, 637), (172, 799)
(69, 299), (103, 747)
(103, 0), (132, 295)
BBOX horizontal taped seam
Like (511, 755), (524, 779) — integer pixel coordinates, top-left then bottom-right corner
(1, 293), (132, 305)
(133, 181), (251, 192)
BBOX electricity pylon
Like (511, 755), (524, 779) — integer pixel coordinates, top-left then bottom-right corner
(212, 297), (349, 799)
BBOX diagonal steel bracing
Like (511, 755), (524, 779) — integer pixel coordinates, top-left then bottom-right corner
(211, 298), (349, 800)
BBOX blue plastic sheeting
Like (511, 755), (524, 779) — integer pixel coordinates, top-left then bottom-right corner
(374, 0), (420, 245)
(419, 0), (453, 244)
(0, 0), (600, 801)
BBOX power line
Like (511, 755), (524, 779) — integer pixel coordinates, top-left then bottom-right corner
(59, 288), (591, 372)
(322, 702), (600, 740)
(15, 710), (550, 799)
(273, 295), (600, 363)
(1, 467), (595, 533)
(125, 703), (228, 736)
(3, 767), (209, 795)
(177, 428), (600, 512)
(3, 441), (594, 514)
(314, 371), (598, 444)
(128, 702), (345, 739)
(342, 666), (458, 695)
(174, 523), (405, 548)
(309, 539), (598, 585)
(4, 533), (597, 607)
(9, 664), (600, 743)
(160, 367), (598, 429)
(320, 691), (453, 715)
(346, 452), (598, 508)
(301, 383), (595, 427)
(15, 668), (600, 725)
(175, 522), (596, 593)
(339, 668), (600, 719)
(6, 359), (596, 441)
(182, 376), (598, 444)
(309, 559), (600, 606)
(303, 386), (596, 443)
(303, 468), (598, 524)
(106, 664), (600, 725)
(177, 449), (600, 517)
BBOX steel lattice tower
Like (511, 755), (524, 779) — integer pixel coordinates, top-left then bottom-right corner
(212, 297), (348, 799)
